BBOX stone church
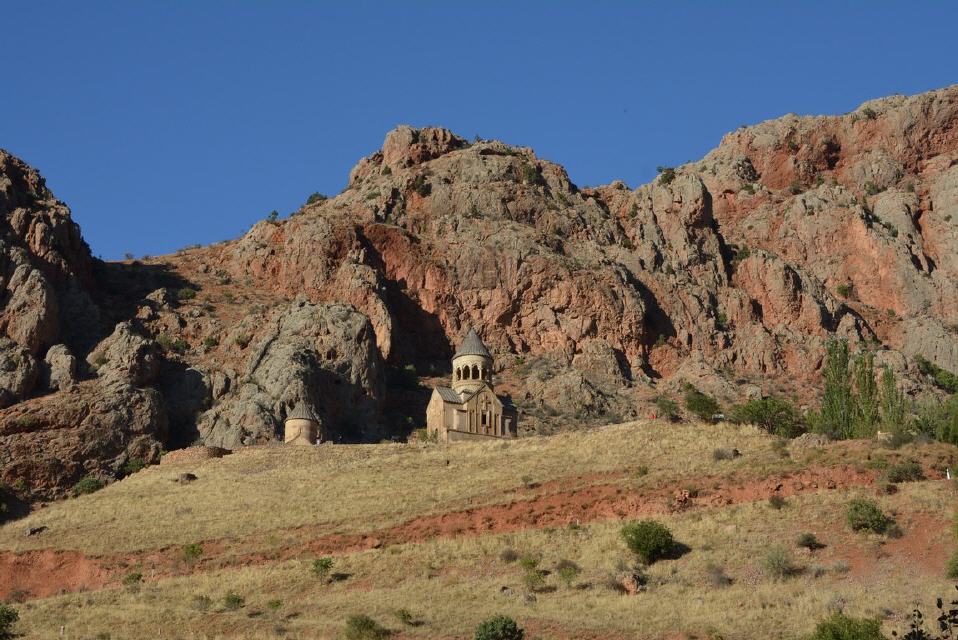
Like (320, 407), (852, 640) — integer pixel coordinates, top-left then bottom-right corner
(426, 329), (518, 442)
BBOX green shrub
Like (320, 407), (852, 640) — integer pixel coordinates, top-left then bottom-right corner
(306, 192), (328, 205)
(72, 476), (104, 496)
(475, 615), (524, 640)
(768, 494), (788, 510)
(122, 457), (147, 476)
(344, 614), (389, 640)
(555, 559), (581, 588)
(0, 604), (18, 639)
(411, 174), (431, 197)
(882, 459), (924, 483)
(796, 533), (824, 550)
(620, 520), (674, 564)
(176, 287), (197, 301)
(762, 546), (796, 581)
(789, 180), (803, 195)
(947, 550), (958, 580)
(393, 608), (414, 625)
(683, 385), (719, 422)
(519, 163), (544, 186)
(836, 283), (852, 298)
(521, 567), (545, 592)
(656, 166), (676, 185)
(267, 599), (283, 611)
(183, 543), (203, 561)
(728, 396), (805, 438)
(846, 498), (891, 534)
(122, 571), (143, 586)
(654, 396), (680, 421)
(202, 336), (219, 349)
(156, 334), (189, 354)
(861, 107), (878, 120)
(312, 557), (333, 579)
(223, 591), (244, 611)
(266, 210), (279, 223)
(914, 355), (958, 393)
(807, 613), (884, 640)
(863, 181), (883, 196)
(233, 333), (252, 349)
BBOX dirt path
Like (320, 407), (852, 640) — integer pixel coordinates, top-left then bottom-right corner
(0, 464), (889, 601)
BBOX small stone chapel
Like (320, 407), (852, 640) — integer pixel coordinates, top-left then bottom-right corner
(426, 329), (518, 442)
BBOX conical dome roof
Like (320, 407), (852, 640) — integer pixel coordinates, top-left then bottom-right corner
(453, 328), (492, 359)
(286, 400), (320, 422)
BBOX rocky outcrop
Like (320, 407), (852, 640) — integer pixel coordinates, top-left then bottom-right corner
(4, 86), (958, 497)
(0, 379), (167, 499)
(198, 300), (384, 447)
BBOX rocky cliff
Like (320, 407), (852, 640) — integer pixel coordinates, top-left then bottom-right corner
(2, 85), (958, 500)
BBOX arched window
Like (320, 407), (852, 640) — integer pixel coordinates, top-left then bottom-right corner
(472, 364), (480, 379)
(463, 366), (470, 380)
(455, 367), (461, 380)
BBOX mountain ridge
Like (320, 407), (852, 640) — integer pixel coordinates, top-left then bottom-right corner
(2, 83), (958, 498)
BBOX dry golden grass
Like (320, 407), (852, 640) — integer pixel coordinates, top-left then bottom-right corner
(1, 420), (798, 555)
(11, 481), (956, 640)
(3, 420), (957, 639)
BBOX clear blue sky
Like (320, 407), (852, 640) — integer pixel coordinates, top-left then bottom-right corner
(3, 2), (956, 260)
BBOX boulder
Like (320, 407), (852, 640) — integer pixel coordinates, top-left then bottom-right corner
(42, 344), (77, 391)
(86, 322), (160, 387)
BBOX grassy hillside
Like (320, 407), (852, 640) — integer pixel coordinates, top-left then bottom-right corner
(1, 420), (956, 639)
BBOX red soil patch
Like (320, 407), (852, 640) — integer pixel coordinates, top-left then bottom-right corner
(0, 549), (111, 600)
(0, 464), (934, 602)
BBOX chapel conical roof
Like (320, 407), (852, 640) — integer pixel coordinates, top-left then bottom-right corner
(286, 400), (320, 422)
(453, 328), (492, 359)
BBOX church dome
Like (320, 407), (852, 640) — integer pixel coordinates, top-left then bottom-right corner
(286, 400), (320, 422)
(453, 329), (492, 359)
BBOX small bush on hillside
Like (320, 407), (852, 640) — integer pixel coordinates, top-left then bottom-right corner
(656, 166), (676, 185)
(0, 604), (18, 639)
(654, 396), (680, 422)
(223, 591), (244, 611)
(267, 599), (283, 611)
(411, 174), (431, 197)
(344, 614), (389, 640)
(836, 283), (853, 298)
(393, 608), (414, 626)
(555, 559), (581, 588)
(947, 551), (958, 579)
(72, 476), (104, 496)
(122, 457), (147, 476)
(312, 557), (333, 579)
(202, 335), (219, 349)
(789, 180), (804, 195)
(176, 287), (197, 301)
(762, 547), (797, 581)
(266, 210), (279, 223)
(306, 192), (328, 205)
(807, 613), (884, 640)
(861, 107), (878, 120)
(846, 498), (891, 534)
(519, 163), (544, 186)
(768, 494), (788, 510)
(797, 532), (824, 551)
(620, 520), (674, 564)
(475, 615), (524, 640)
(499, 548), (519, 563)
(683, 385), (719, 422)
(914, 355), (958, 393)
(122, 571), (143, 586)
(882, 459), (924, 483)
(183, 543), (203, 561)
(728, 396), (806, 438)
